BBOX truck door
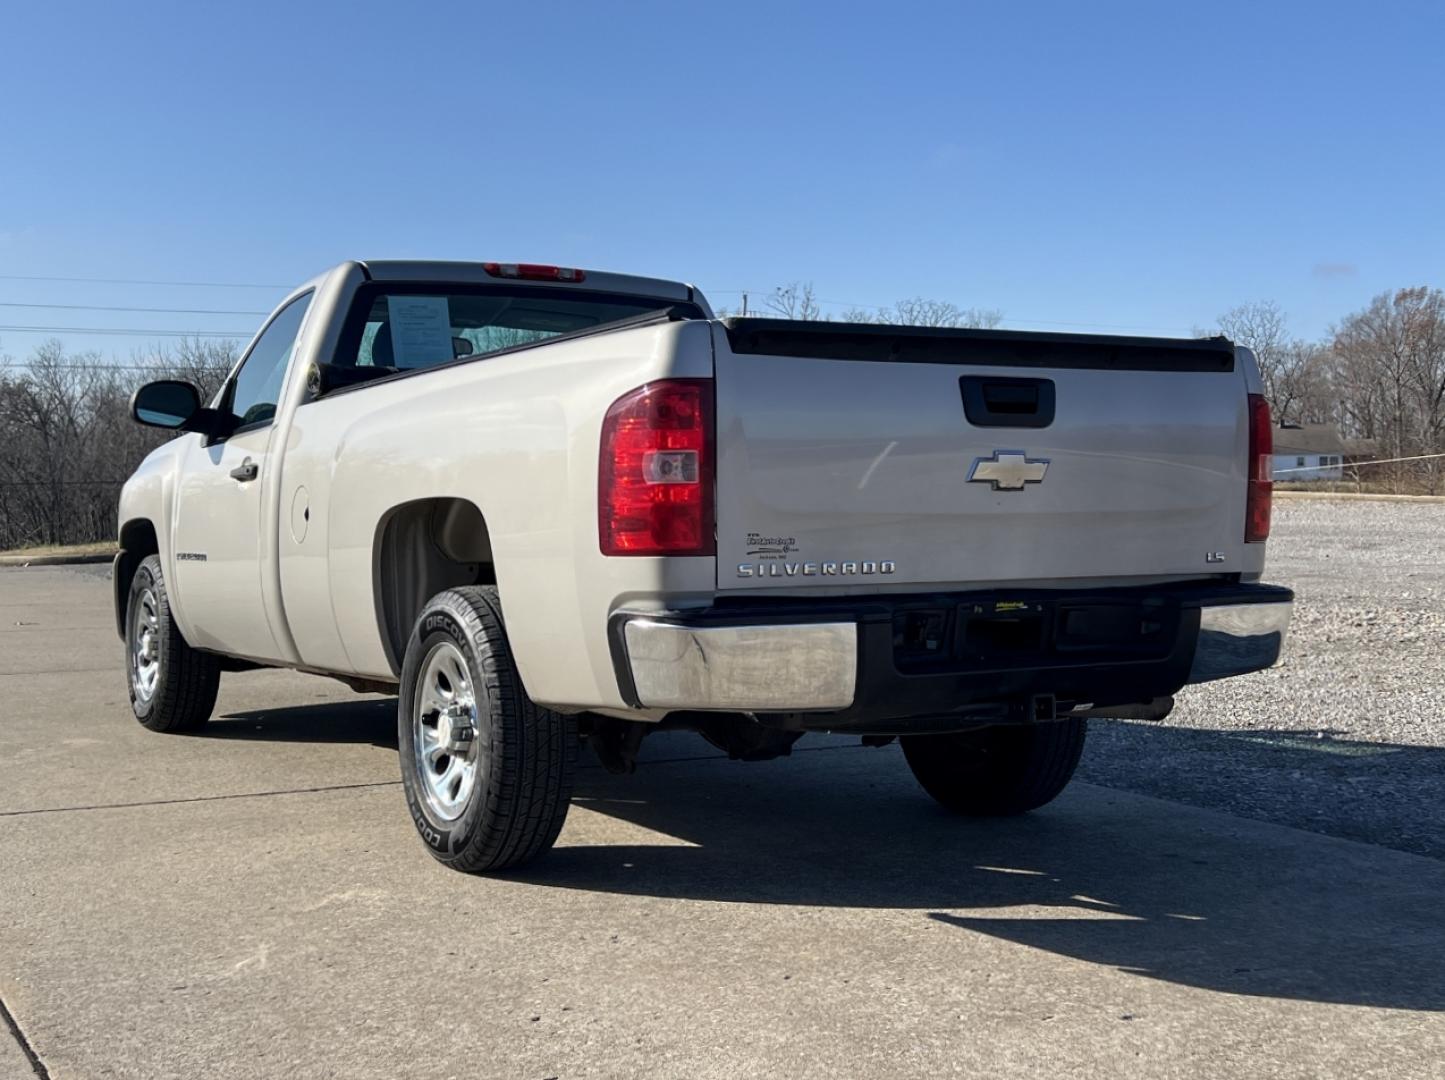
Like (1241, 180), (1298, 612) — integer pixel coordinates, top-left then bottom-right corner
(170, 293), (312, 661)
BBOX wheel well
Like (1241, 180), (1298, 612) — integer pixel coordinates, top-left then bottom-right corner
(374, 498), (495, 675)
(114, 518), (159, 637)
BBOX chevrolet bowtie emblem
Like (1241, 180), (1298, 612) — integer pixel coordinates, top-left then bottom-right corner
(968, 450), (1049, 491)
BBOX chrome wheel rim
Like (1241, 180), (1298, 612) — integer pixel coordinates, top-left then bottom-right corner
(413, 640), (482, 822)
(130, 586), (161, 703)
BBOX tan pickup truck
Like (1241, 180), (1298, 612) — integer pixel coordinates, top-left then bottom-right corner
(117, 259), (1292, 872)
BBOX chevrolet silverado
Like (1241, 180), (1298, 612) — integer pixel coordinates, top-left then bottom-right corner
(117, 260), (1292, 872)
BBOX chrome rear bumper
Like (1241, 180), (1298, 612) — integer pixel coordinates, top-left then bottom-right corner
(1186, 601), (1292, 684)
(622, 618), (857, 710)
(613, 584), (1292, 717)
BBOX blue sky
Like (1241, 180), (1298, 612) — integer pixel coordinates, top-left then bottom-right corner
(1, 0), (1441, 362)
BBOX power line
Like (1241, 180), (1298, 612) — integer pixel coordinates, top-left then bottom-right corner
(0, 301), (268, 317)
(0, 272), (285, 289)
(0, 324), (250, 339)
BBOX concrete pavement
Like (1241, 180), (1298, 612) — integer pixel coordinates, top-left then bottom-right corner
(1, 566), (1442, 1079)
(1, 1009), (38, 1080)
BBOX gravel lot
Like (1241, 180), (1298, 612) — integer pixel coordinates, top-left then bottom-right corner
(1080, 496), (1445, 859)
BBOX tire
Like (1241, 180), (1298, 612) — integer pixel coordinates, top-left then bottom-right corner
(398, 586), (577, 873)
(125, 554), (221, 733)
(900, 718), (1087, 816)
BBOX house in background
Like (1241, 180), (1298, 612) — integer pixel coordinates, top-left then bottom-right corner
(1342, 436), (1379, 470)
(1272, 423), (1346, 481)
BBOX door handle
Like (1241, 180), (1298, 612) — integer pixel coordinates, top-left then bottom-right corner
(230, 457), (259, 482)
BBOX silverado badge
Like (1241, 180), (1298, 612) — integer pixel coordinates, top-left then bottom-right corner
(968, 450), (1049, 491)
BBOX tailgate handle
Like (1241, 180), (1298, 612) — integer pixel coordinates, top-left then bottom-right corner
(960, 376), (1055, 428)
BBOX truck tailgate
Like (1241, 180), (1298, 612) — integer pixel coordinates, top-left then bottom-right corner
(713, 320), (1248, 591)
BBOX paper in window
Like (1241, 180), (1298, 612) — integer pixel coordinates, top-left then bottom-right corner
(385, 296), (453, 368)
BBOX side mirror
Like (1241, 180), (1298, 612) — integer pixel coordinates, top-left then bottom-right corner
(130, 380), (202, 429)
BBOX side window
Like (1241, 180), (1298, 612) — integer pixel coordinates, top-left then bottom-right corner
(226, 294), (313, 430)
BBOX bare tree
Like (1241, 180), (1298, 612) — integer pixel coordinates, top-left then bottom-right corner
(876, 297), (1003, 329)
(1208, 301), (1335, 425)
(0, 341), (130, 547)
(1215, 301), (1287, 363)
(1331, 287), (1445, 491)
(957, 307), (1003, 330)
(1215, 301), (1291, 410)
(757, 281), (1003, 328)
(764, 282), (822, 321)
(0, 337), (245, 549)
(1257, 338), (1333, 425)
(132, 336), (239, 402)
(832, 299), (1003, 328)
(1276, 340), (1332, 424)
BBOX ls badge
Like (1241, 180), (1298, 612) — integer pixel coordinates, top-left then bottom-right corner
(968, 450), (1049, 491)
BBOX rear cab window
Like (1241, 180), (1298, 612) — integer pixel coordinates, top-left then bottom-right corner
(331, 283), (704, 375)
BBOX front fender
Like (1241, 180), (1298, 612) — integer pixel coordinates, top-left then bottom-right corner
(114, 437), (190, 638)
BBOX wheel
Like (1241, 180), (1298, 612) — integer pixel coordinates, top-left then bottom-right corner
(398, 586), (577, 873)
(125, 554), (221, 733)
(900, 718), (1087, 815)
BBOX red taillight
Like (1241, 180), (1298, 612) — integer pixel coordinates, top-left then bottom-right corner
(599, 380), (714, 556)
(482, 262), (586, 283)
(1246, 393), (1273, 542)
